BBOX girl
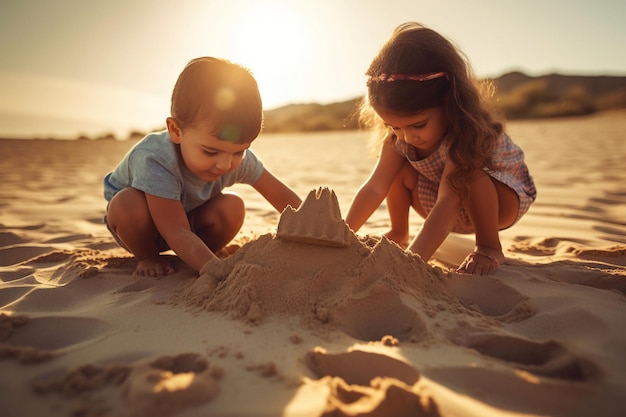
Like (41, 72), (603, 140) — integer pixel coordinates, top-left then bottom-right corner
(346, 22), (536, 275)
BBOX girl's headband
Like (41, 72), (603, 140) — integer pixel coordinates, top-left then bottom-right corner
(367, 71), (448, 85)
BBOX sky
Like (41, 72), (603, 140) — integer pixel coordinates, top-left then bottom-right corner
(1, 0), (625, 138)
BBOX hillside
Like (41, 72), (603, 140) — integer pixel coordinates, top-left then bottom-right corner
(263, 72), (626, 133)
(492, 72), (626, 119)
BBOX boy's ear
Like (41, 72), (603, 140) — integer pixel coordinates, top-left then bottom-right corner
(166, 117), (182, 144)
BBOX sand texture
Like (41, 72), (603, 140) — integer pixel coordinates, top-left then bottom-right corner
(1, 111), (626, 416)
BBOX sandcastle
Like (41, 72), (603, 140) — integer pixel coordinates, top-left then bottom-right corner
(276, 187), (359, 247)
(176, 187), (487, 344)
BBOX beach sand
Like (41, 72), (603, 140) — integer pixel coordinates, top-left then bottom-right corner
(1, 111), (625, 417)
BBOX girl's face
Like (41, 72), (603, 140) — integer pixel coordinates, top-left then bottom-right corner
(167, 118), (250, 182)
(374, 105), (448, 158)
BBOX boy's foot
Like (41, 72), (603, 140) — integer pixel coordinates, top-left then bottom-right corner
(133, 257), (175, 277)
(456, 246), (505, 275)
(383, 230), (409, 249)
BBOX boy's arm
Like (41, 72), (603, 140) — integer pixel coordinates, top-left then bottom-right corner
(345, 137), (404, 232)
(252, 169), (302, 212)
(145, 194), (218, 272)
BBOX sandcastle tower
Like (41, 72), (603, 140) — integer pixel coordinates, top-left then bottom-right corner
(276, 187), (357, 247)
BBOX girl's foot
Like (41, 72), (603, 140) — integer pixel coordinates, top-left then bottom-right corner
(383, 230), (410, 249)
(456, 246), (506, 275)
(134, 257), (175, 277)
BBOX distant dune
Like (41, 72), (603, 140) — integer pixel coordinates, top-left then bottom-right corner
(492, 72), (626, 119)
(262, 72), (626, 133)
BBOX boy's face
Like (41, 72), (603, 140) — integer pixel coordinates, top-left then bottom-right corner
(167, 118), (251, 182)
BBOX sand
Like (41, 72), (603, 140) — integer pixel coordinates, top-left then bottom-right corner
(1, 111), (625, 417)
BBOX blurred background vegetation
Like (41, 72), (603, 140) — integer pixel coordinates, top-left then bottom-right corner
(262, 72), (626, 133)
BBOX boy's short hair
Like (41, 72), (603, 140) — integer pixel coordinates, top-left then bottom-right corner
(171, 57), (263, 144)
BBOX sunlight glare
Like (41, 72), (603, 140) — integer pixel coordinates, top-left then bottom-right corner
(154, 371), (195, 393)
(225, 1), (316, 109)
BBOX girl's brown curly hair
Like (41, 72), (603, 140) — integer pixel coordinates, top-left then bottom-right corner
(360, 22), (504, 196)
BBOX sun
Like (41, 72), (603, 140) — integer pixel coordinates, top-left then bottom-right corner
(224, 1), (316, 109)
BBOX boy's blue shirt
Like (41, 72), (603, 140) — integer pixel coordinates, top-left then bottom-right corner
(103, 130), (264, 213)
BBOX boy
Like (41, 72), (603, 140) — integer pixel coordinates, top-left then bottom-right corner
(104, 57), (301, 276)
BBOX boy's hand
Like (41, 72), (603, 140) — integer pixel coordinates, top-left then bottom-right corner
(199, 257), (222, 276)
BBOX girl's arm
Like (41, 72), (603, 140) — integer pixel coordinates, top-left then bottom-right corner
(252, 168), (302, 212)
(146, 194), (218, 272)
(407, 160), (461, 261)
(345, 137), (405, 232)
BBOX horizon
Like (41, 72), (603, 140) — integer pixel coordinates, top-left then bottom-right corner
(1, 70), (625, 141)
(1, 0), (625, 139)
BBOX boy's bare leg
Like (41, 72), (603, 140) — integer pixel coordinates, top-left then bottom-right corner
(192, 192), (246, 253)
(107, 188), (175, 277)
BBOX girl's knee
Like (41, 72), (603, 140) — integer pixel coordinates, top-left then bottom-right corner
(394, 162), (418, 187)
(494, 182), (520, 228)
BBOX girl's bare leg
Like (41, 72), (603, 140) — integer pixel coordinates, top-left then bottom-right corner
(384, 163), (424, 248)
(457, 172), (520, 275)
(106, 188), (175, 277)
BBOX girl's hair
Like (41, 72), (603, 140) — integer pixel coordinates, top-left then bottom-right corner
(171, 57), (263, 144)
(360, 22), (503, 195)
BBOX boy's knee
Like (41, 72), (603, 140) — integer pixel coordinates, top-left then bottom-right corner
(195, 193), (245, 229)
(221, 192), (245, 215)
(107, 188), (149, 227)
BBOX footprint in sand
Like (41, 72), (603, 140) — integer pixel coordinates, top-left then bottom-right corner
(510, 241), (626, 295)
(508, 237), (588, 256)
(305, 349), (421, 386)
(124, 353), (221, 415)
(34, 352), (221, 416)
(332, 290), (429, 342)
(446, 275), (535, 322)
(33, 353), (222, 416)
(570, 245), (626, 265)
(461, 333), (599, 381)
(304, 349), (440, 416)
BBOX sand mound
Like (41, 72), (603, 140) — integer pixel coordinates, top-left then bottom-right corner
(177, 188), (490, 344)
